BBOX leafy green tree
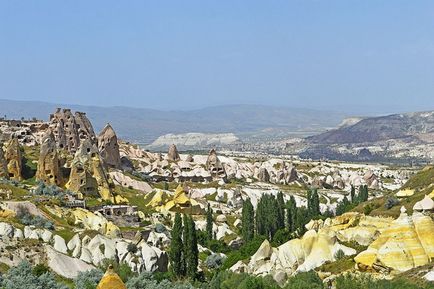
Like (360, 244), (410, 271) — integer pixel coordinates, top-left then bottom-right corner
(170, 213), (185, 277)
(206, 203), (214, 240)
(241, 198), (255, 242)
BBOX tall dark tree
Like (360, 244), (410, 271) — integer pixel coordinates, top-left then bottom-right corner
(184, 216), (198, 279)
(256, 194), (279, 240)
(286, 195), (297, 233)
(276, 191), (285, 230)
(350, 185), (356, 203)
(307, 188), (321, 218)
(206, 203), (213, 240)
(170, 213), (185, 277)
(241, 198), (255, 242)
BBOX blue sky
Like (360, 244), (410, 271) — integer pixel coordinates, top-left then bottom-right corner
(0, 1), (433, 113)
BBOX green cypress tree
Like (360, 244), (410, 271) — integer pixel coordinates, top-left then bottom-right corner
(170, 213), (185, 277)
(182, 214), (191, 276)
(206, 203), (213, 240)
(307, 189), (320, 218)
(186, 216), (198, 279)
(350, 185), (356, 203)
(276, 191), (285, 230)
(286, 196), (297, 233)
(241, 198), (255, 242)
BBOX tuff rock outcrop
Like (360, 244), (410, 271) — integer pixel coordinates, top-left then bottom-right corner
(36, 131), (63, 185)
(0, 142), (8, 179)
(49, 108), (96, 152)
(66, 139), (112, 200)
(355, 207), (434, 272)
(206, 149), (226, 179)
(4, 137), (22, 180)
(167, 144), (180, 162)
(98, 124), (121, 169)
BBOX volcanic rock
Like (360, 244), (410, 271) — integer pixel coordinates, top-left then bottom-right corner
(36, 131), (63, 185)
(98, 124), (121, 169)
(4, 137), (22, 180)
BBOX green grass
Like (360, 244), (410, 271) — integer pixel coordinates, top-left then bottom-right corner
(318, 256), (355, 274)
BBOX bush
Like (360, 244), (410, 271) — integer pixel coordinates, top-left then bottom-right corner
(1, 261), (67, 289)
(335, 273), (434, 289)
(334, 249), (346, 260)
(222, 236), (266, 270)
(74, 269), (104, 289)
(384, 197), (399, 210)
(126, 272), (195, 289)
(16, 205), (54, 230)
(127, 243), (138, 254)
(283, 271), (324, 289)
(205, 254), (226, 269)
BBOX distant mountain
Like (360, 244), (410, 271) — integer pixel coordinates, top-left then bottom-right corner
(307, 111), (434, 144)
(0, 99), (346, 144)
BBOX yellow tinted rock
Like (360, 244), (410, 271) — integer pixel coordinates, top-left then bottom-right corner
(396, 189), (415, 198)
(355, 211), (434, 272)
(97, 265), (126, 289)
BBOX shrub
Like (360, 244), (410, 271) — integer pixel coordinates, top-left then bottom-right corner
(205, 254), (226, 269)
(283, 271), (324, 289)
(127, 243), (138, 254)
(74, 269), (104, 289)
(1, 261), (67, 289)
(384, 197), (399, 210)
(16, 205), (54, 230)
(334, 249), (346, 260)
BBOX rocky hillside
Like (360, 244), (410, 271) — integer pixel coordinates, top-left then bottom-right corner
(308, 110), (434, 144)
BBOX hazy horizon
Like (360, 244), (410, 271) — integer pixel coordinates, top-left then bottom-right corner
(1, 1), (433, 113)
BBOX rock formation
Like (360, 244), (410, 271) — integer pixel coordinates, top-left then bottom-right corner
(0, 142), (8, 179)
(258, 167), (270, 182)
(167, 144), (180, 162)
(97, 265), (127, 289)
(49, 108), (97, 153)
(206, 149), (226, 179)
(97, 124), (121, 169)
(36, 131), (63, 185)
(355, 207), (434, 272)
(241, 231), (356, 281)
(147, 185), (203, 214)
(4, 138), (22, 180)
(66, 139), (112, 200)
(74, 111), (97, 143)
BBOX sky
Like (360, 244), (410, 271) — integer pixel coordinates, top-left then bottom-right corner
(0, 1), (434, 113)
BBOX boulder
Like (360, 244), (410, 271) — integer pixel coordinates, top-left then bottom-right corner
(0, 222), (14, 238)
(53, 235), (68, 254)
(258, 167), (270, 182)
(46, 245), (95, 279)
